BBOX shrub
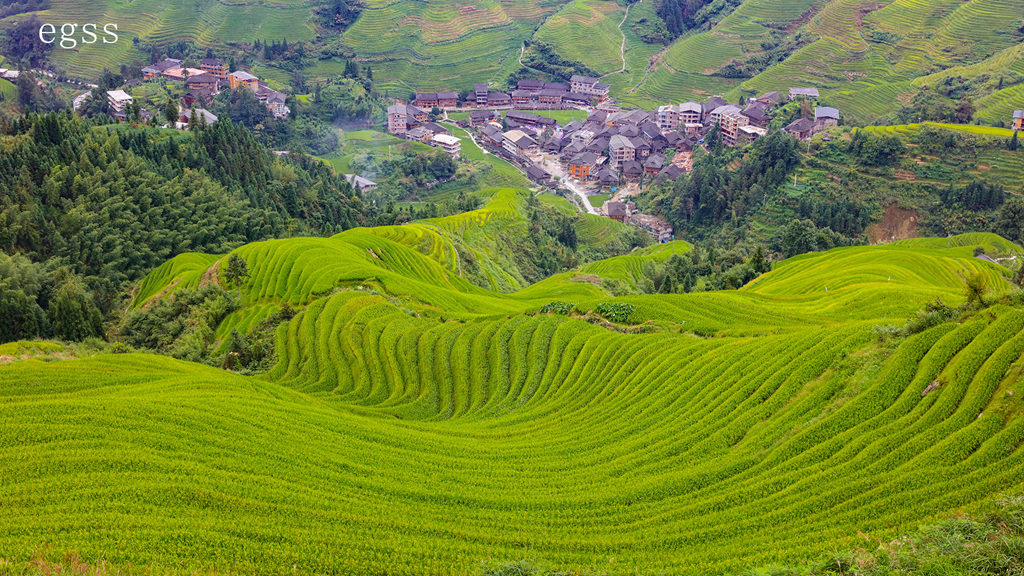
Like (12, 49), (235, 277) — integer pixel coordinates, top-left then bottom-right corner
(540, 302), (575, 315)
(595, 302), (635, 323)
(110, 342), (133, 354)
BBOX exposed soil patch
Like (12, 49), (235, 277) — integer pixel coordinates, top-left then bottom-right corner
(856, 2), (885, 27)
(786, 4), (819, 31)
(867, 204), (919, 244)
(199, 257), (226, 289)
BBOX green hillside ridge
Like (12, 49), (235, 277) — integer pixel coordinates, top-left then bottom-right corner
(5, 0), (1024, 125)
(3, 175), (1024, 573)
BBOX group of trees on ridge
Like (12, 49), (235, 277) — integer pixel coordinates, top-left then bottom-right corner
(0, 111), (376, 344)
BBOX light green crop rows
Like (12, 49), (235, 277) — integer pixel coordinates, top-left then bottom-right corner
(533, 0), (624, 76)
(2, 0), (315, 79)
(3, 183), (1024, 575)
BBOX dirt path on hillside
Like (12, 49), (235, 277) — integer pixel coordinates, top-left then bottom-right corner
(601, 0), (634, 79)
(628, 41), (669, 94)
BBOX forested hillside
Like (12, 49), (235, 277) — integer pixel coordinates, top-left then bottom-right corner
(0, 112), (368, 342)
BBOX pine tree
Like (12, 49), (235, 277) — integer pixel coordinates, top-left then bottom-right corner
(165, 98), (178, 124)
(1008, 131), (1018, 151)
(224, 254), (250, 290)
(749, 245), (768, 275)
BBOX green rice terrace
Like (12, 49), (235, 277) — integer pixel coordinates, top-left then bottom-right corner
(2, 187), (1024, 575)
(6, 0), (1024, 124)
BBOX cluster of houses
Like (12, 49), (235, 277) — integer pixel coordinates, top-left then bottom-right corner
(386, 103), (462, 157)
(409, 75), (612, 112)
(101, 87), (215, 128)
(383, 80), (843, 237)
(93, 57), (289, 125)
(452, 87), (838, 188)
(444, 86), (838, 239)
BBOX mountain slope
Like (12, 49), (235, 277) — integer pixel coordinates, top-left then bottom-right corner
(3, 189), (1023, 574)
(5, 0), (1022, 124)
(624, 0), (1024, 122)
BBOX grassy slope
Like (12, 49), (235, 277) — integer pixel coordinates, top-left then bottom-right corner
(342, 0), (565, 93)
(316, 129), (434, 175)
(0, 0), (315, 78)
(6, 0), (1022, 121)
(0, 78), (15, 100)
(533, 0), (625, 76)
(630, 0), (1023, 124)
(3, 179), (1024, 574)
(838, 122), (1024, 191)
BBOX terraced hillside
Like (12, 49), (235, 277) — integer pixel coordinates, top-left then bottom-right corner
(0, 0), (316, 78)
(341, 0), (567, 94)
(5, 0), (1022, 120)
(3, 180), (1024, 574)
(626, 0), (1024, 121)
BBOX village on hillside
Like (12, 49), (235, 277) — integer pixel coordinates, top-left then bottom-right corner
(72, 57), (288, 129)
(386, 77), (844, 242)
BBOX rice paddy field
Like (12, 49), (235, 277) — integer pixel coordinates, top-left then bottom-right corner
(0, 0), (316, 79)
(5, 0), (1022, 121)
(3, 184), (1024, 574)
(534, 0), (626, 76)
(342, 0), (565, 94)
(624, 0), (1023, 124)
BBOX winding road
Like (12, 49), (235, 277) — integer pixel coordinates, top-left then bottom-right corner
(560, 175), (599, 215)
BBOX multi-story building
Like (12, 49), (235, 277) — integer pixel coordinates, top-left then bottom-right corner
(228, 70), (259, 90)
(737, 125), (767, 145)
(707, 104), (741, 126)
(186, 73), (220, 94)
(413, 93), (439, 109)
(538, 88), (564, 105)
(436, 92), (459, 108)
(387, 104), (408, 135)
(720, 111), (750, 146)
(262, 90), (290, 118)
(814, 107), (840, 131)
(487, 92), (512, 107)
(570, 75), (611, 98)
(679, 101), (702, 124)
(106, 90), (133, 119)
(568, 152), (599, 180)
(1014, 110), (1024, 131)
(200, 58), (227, 80)
(656, 105), (679, 132)
(431, 133), (461, 157)
(571, 129), (595, 147)
(608, 134), (636, 168)
(502, 129), (537, 158)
